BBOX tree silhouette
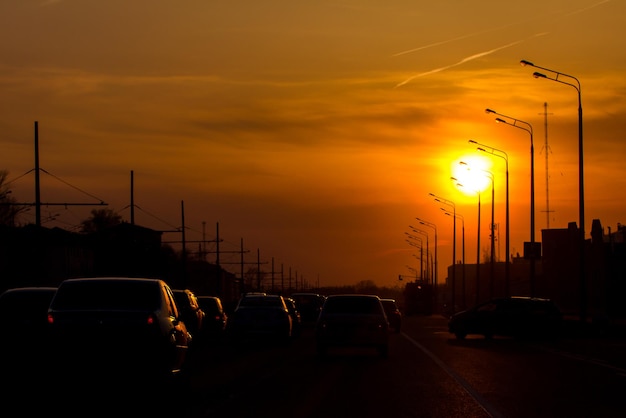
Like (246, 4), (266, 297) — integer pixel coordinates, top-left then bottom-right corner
(0, 170), (26, 227)
(80, 208), (122, 233)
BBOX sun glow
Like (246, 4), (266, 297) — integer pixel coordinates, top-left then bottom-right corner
(450, 155), (492, 195)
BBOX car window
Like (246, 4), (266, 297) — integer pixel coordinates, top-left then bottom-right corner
(51, 280), (161, 311)
(238, 296), (283, 308)
(323, 297), (383, 315)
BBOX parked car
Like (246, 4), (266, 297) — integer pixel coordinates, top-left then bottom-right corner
(448, 296), (563, 340)
(0, 286), (57, 369)
(197, 295), (228, 339)
(283, 297), (302, 338)
(227, 293), (293, 343)
(290, 292), (326, 324)
(315, 294), (389, 358)
(47, 277), (191, 379)
(172, 288), (205, 340)
(380, 298), (402, 333)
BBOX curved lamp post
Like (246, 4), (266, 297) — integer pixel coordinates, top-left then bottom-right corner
(469, 139), (510, 297)
(521, 59), (586, 320)
(452, 177), (481, 305)
(485, 108), (536, 297)
(409, 226), (430, 281)
(405, 232), (424, 280)
(442, 208), (465, 310)
(416, 218), (438, 291)
(460, 163), (496, 299)
(429, 193), (456, 314)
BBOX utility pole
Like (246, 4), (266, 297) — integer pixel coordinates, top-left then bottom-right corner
(12, 122), (107, 226)
(35, 122), (41, 227)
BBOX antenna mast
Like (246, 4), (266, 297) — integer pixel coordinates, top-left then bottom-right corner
(540, 102), (554, 229)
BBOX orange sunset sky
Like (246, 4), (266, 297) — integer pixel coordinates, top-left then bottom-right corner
(1, 1), (624, 288)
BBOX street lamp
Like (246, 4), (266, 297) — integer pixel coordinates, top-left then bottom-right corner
(416, 218), (438, 292)
(469, 139), (510, 297)
(412, 253), (424, 281)
(521, 58), (586, 320)
(452, 177), (481, 305)
(485, 108), (536, 297)
(460, 162), (496, 299)
(409, 226), (430, 281)
(429, 192), (456, 314)
(406, 265), (418, 278)
(442, 208), (465, 310)
(405, 232), (424, 280)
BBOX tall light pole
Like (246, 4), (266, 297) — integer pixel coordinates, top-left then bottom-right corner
(416, 218), (438, 291)
(405, 232), (424, 280)
(406, 265), (419, 278)
(485, 108), (536, 297)
(409, 226), (430, 281)
(484, 170), (496, 299)
(452, 177), (481, 305)
(411, 253), (424, 281)
(469, 139), (510, 296)
(521, 59), (586, 320)
(460, 162), (496, 299)
(443, 208), (465, 310)
(429, 193), (456, 314)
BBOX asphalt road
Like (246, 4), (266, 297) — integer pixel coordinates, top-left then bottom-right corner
(4, 315), (626, 418)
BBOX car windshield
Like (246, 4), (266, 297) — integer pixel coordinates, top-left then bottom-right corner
(323, 296), (382, 315)
(238, 296), (283, 308)
(51, 280), (161, 311)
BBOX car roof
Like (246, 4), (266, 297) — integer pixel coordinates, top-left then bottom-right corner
(326, 294), (380, 299)
(59, 277), (164, 284)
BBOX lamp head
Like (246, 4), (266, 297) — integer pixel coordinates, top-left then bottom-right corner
(485, 108), (496, 114)
(468, 139), (477, 144)
(476, 147), (486, 152)
(533, 71), (547, 79)
(495, 117), (507, 124)
(520, 59), (534, 67)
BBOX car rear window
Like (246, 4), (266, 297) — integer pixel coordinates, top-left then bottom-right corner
(323, 297), (382, 315)
(238, 296), (283, 308)
(51, 280), (161, 311)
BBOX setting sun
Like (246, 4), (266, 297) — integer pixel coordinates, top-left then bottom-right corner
(450, 155), (493, 195)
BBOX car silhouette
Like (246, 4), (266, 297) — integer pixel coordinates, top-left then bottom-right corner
(315, 294), (389, 358)
(448, 296), (563, 340)
(47, 277), (191, 380)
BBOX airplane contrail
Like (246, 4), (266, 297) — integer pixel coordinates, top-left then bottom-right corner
(392, 0), (610, 58)
(394, 33), (548, 88)
(564, 0), (611, 17)
(392, 22), (522, 58)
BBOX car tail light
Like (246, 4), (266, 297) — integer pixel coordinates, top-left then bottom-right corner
(146, 313), (157, 325)
(47, 313), (54, 324)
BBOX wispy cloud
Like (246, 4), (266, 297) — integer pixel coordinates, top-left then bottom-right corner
(394, 33), (548, 88)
